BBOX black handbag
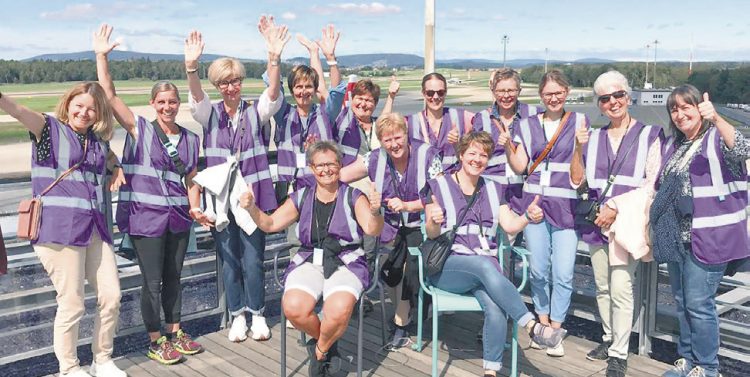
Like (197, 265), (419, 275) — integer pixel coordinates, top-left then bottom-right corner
(575, 126), (645, 226)
(420, 179), (482, 277)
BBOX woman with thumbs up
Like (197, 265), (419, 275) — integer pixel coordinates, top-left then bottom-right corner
(421, 131), (566, 377)
(240, 141), (383, 377)
(570, 71), (664, 377)
(652, 85), (750, 377)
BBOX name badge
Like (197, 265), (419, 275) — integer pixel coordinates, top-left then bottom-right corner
(479, 236), (491, 252)
(540, 171), (551, 187)
(313, 248), (324, 266)
(296, 153), (307, 169)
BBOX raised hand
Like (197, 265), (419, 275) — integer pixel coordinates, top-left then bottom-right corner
(386, 197), (406, 213)
(428, 195), (445, 224)
(497, 128), (511, 147)
(388, 75), (400, 97)
(184, 30), (204, 68)
(575, 118), (589, 147)
(262, 20), (291, 57)
(257, 14), (275, 38)
(317, 24), (340, 60)
(296, 34), (319, 55)
(447, 126), (459, 144)
(525, 195), (543, 223)
(698, 92), (718, 124)
(368, 182), (382, 215)
(92, 23), (119, 56)
(239, 184), (256, 210)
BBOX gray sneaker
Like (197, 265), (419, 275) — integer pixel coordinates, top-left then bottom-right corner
(662, 358), (692, 377)
(685, 366), (723, 377)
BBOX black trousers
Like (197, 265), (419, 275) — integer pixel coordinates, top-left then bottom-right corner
(131, 231), (189, 333)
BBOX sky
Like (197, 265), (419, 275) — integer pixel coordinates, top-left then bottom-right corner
(1, 0), (748, 62)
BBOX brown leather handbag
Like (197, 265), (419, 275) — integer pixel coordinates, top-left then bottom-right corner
(17, 139), (88, 241)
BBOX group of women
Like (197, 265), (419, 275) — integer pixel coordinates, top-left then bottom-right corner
(0, 14), (746, 377)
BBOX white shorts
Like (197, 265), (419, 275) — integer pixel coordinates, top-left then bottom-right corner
(284, 262), (364, 301)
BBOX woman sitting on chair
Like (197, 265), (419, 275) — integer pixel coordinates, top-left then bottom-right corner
(240, 141), (383, 377)
(422, 131), (566, 377)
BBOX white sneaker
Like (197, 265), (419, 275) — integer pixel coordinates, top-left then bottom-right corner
(228, 314), (248, 342)
(250, 315), (271, 341)
(529, 339), (546, 350)
(89, 360), (127, 377)
(546, 342), (565, 357)
(286, 319), (296, 329)
(62, 369), (92, 377)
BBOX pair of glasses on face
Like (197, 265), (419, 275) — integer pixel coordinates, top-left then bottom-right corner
(424, 89), (446, 98)
(217, 78), (242, 90)
(311, 162), (340, 172)
(541, 91), (567, 100)
(598, 90), (627, 104)
(494, 88), (520, 97)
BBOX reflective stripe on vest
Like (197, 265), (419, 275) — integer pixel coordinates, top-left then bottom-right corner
(585, 125), (652, 190)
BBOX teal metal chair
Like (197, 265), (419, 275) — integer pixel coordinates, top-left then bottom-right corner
(407, 230), (529, 377)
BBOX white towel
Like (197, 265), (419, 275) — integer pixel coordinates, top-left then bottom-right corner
(193, 156), (257, 235)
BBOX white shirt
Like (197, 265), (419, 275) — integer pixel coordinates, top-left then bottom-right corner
(188, 88), (282, 130)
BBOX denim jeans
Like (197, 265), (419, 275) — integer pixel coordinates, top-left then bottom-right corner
(524, 220), (578, 323)
(431, 254), (534, 371)
(212, 212), (267, 316)
(667, 252), (727, 375)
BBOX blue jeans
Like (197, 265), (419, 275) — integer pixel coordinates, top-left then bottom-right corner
(524, 220), (578, 323)
(667, 252), (727, 375)
(212, 212), (267, 316)
(431, 254), (534, 371)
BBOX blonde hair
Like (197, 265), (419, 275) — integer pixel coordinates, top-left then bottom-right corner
(538, 69), (570, 94)
(55, 82), (114, 141)
(207, 57), (246, 87)
(375, 112), (407, 141)
(489, 68), (521, 91)
(150, 81), (181, 102)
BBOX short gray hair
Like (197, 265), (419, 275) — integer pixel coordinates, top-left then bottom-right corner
(305, 140), (342, 166)
(593, 70), (631, 96)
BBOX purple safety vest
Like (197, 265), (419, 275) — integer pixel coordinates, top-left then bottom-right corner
(578, 121), (663, 245)
(472, 102), (542, 214)
(517, 112), (588, 229)
(285, 183), (369, 287)
(406, 107), (468, 174)
(369, 140), (439, 243)
(116, 116), (199, 237)
(31, 116), (111, 246)
(661, 128), (749, 264)
(425, 175), (504, 257)
(202, 101), (277, 212)
(334, 105), (377, 167)
(274, 101), (334, 189)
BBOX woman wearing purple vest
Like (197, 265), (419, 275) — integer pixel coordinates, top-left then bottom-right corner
(339, 113), (442, 349)
(653, 85), (750, 377)
(0, 84), (125, 377)
(184, 17), (290, 343)
(422, 131), (566, 376)
(569, 71), (664, 377)
(240, 141), (383, 377)
(397, 73), (474, 173)
(272, 24), (346, 192)
(94, 24), (203, 365)
(472, 68), (542, 217)
(506, 70), (589, 356)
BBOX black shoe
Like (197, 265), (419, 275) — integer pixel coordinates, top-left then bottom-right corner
(606, 357), (627, 377)
(586, 341), (611, 361)
(362, 296), (374, 314)
(306, 339), (328, 377)
(385, 326), (410, 350)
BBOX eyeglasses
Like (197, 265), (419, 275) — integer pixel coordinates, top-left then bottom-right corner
(217, 78), (242, 90)
(541, 91), (567, 100)
(598, 90), (628, 104)
(311, 162), (340, 172)
(493, 88), (520, 97)
(424, 89), (446, 98)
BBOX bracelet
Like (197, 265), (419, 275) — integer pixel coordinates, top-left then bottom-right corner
(186, 68), (198, 74)
(189, 207), (202, 214)
(524, 211), (532, 221)
(326, 60), (338, 66)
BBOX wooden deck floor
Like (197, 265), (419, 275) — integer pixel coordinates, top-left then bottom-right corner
(51, 307), (671, 377)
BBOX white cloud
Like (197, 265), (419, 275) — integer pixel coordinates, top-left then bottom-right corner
(40, 2), (152, 21)
(311, 2), (401, 16)
(282, 12), (297, 20)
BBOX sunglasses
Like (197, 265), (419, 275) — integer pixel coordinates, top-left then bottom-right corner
(598, 90), (627, 104)
(424, 89), (446, 98)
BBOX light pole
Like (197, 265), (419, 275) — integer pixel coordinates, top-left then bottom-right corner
(501, 35), (509, 68)
(544, 48), (549, 73)
(645, 44), (650, 87)
(653, 39), (659, 88)
(424, 0), (435, 75)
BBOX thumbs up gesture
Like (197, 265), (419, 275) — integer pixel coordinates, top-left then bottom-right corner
(368, 182), (382, 215)
(447, 126), (460, 144)
(698, 92), (717, 124)
(525, 195), (543, 223)
(575, 119), (589, 147)
(240, 183), (256, 210)
(428, 194), (445, 225)
(388, 75), (400, 97)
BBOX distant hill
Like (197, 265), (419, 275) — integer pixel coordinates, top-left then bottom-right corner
(23, 51), (615, 69)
